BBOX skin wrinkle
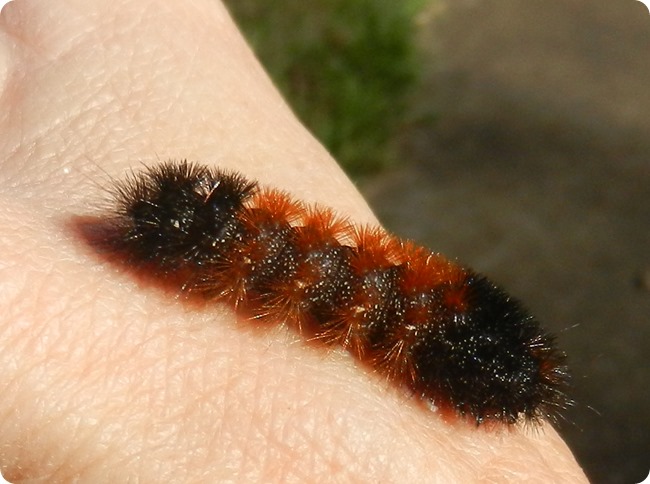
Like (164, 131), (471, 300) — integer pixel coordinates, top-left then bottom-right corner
(258, 359), (306, 480)
(0, 32), (10, 102)
(287, 397), (338, 480)
(324, 405), (378, 480)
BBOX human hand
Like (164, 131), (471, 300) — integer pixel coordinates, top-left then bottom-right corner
(0, 0), (586, 481)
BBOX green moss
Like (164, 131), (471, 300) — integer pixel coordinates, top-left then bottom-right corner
(225, 0), (428, 176)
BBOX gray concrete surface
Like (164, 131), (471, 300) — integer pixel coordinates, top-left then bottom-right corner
(360, 1), (650, 482)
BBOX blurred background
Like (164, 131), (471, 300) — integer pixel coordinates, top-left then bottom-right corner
(224, 1), (650, 482)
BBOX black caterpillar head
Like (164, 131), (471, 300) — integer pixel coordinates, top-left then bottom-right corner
(113, 161), (257, 266)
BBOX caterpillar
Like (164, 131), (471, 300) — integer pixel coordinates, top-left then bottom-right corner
(80, 160), (570, 426)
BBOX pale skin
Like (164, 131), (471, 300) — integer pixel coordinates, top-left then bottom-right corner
(0, 0), (587, 482)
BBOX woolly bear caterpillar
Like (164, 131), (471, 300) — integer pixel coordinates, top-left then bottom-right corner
(78, 160), (570, 425)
